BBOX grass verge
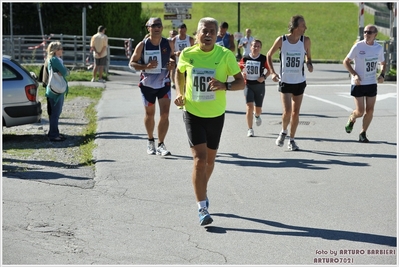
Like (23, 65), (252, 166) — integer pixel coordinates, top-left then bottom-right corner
(66, 85), (103, 166)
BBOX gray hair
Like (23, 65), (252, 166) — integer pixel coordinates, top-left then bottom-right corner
(196, 17), (218, 43)
(46, 41), (62, 59)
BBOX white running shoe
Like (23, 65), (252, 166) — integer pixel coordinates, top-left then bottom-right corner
(254, 114), (262, 126)
(288, 140), (299, 151)
(276, 132), (287, 147)
(156, 143), (171, 156)
(247, 128), (254, 137)
(147, 140), (156, 155)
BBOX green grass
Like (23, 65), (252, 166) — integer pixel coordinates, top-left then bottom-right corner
(68, 69), (108, 82)
(24, 65), (108, 82)
(62, 85), (103, 166)
(142, 2), (390, 61)
(388, 68), (396, 76)
(71, 86), (102, 165)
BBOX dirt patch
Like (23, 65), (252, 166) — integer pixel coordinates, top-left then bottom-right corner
(2, 97), (95, 173)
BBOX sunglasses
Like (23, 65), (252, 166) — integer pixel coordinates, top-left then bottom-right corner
(364, 30), (376, 34)
(150, 23), (163, 28)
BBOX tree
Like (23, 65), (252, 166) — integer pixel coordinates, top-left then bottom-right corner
(2, 2), (144, 40)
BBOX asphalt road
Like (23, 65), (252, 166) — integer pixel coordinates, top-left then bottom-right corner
(2, 64), (397, 265)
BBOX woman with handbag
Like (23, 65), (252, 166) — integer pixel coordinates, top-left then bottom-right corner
(46, 41), (69, 142)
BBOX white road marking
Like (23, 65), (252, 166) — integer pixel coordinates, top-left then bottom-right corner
(303, 83), (397, 112)
(304, 94), (353, 112)
(376, 92), (397, 101)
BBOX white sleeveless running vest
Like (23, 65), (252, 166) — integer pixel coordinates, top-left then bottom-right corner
(279, 35), (306, 84)
(174, 35), (192, 64)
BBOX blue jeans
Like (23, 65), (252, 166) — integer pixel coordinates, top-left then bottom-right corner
(47, 95), (64, 138)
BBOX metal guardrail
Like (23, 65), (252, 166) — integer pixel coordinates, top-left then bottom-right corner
(2, 34), (134, 70)
(385, 40), (397, 71)
(377, 40), (397, 72)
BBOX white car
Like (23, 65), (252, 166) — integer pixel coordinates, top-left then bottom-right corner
(2, 55), (42, 127)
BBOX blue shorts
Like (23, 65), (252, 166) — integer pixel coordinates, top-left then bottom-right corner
(351, 84), (377, 97)
(140, 85), (171, 107)
(278, 81), (306, 96)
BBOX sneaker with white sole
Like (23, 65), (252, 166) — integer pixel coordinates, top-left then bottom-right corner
(247, 128), (254, 137)
(254, 114), (262, 126)
(288, 140), (299, 151)
(345, 114), (355, 133)
(147, 140), (156, 155)
(198, 207), (213, 226)
(276, 132), (287, 147)
(156, 143), (171, 156)
(91, 78), (95, 82)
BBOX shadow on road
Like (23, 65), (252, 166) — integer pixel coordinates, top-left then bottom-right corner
(216, 152), (370, 170)
(206, 213), (397, 247)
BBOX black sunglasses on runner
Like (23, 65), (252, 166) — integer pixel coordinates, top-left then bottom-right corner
(150, 23), (163, 28)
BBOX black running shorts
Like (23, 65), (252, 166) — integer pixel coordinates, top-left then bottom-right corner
(183, 111), (225, 150)
(278, 81), (306, 96)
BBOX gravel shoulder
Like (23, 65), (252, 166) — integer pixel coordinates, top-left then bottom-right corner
(2, 96), (95, 175)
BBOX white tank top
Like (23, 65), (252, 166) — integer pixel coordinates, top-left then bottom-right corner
(280, 35), (306, 84)
(174, 35), (192, 64)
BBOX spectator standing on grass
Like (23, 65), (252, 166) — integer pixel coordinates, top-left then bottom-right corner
(129, 17), (176, 156)
(238, 28), (254, 58)
(90, 25), (108, 83)
(174, 17), (244, 226)
(266, 15), (313, 151)
(216, 21), (235, 52)
(239, 39), (270, 137)
(343, 24), (386, 143)
(45, 41), (69, 142)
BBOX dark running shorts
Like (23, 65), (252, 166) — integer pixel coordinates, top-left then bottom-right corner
(140, 84), (171, 106)
(245, 83), (265, 107)
(278, 81), (306, 96)
(95, 56), (107, 66)
(183, 111), (225, 150)
(350, 84), (377, 97)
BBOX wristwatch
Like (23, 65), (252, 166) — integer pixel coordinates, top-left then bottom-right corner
(225, 82), (232, 90)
